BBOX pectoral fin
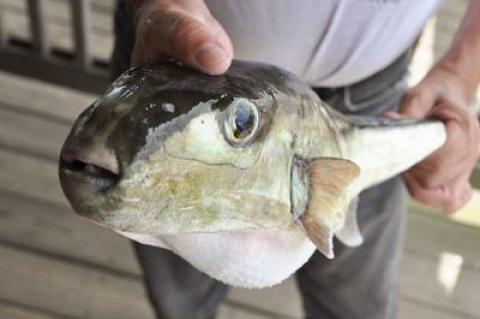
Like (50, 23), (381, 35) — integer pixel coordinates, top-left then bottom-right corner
(299, 214), (334, 259)
(294, 158), (360, 258)
(335, 197), (364, 246)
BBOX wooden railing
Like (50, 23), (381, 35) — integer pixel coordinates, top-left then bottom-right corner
(0, 0), (109, 94)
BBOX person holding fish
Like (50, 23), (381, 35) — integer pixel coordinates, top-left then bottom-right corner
(108, 1), (480, 318)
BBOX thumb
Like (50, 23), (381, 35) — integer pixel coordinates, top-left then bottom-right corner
(132, 3), (233, 75)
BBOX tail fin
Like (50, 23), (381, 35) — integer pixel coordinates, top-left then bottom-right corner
(342, 117), (446, 193)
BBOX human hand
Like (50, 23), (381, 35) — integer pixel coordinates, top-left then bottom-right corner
(131, 0), (233, 75)
(397, 62), (480, 213)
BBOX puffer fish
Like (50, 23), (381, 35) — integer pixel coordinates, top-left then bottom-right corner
(59, 61), (446, 288)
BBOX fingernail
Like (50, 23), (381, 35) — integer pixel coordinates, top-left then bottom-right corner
(193, 43), (229, 74)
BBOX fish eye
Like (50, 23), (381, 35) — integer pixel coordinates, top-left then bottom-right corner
(224, 99), (259, 145)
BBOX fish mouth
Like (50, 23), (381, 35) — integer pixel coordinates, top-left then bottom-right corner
(59, 148), (120, 192)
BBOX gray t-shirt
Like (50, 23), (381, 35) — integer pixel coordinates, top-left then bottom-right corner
(205, 0), (443, 87)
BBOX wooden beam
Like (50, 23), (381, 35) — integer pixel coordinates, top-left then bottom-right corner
(0, 40), (109, 94)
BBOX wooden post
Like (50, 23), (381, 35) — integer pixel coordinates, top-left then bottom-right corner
(71, 0), (92, 69)
(0, 2), (6, 47)
(27, 0), (49, 57)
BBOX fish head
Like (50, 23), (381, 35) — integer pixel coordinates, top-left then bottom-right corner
(59, 61), (321, 288)
(59, 61), (311, 236)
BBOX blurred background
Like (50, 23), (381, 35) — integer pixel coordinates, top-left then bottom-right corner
(0, 0), (479, 318)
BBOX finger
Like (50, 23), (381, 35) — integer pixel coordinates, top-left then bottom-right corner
(407, 125), (470, 189)
(430, 99), (480, 155)
(132, 8), (232, 75)
(407, 98), (480, 188)
(398, 84), (438, 119)
(403, 172), (473, 213)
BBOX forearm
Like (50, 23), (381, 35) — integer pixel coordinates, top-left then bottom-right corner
(440, 0), (480, 102)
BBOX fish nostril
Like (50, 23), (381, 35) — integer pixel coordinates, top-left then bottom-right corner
(60, 148), (120, 189)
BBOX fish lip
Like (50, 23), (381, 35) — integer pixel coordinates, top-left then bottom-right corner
(59, 148), (121, 192)
(58, 165), (116, 223)
(60, 148), (120, 176)
(59, 165), (117, 192)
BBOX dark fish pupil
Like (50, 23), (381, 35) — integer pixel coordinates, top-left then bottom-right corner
(233, 105), (255, 138)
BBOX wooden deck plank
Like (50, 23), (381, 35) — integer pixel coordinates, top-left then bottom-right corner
(0, 191), (140, 276)
(0, 306), (60, 319)
(0, 106), (70, 160)
(228, 279), (302, 319)
(0, 70), (93, 122)
(406, 210), (480, 273)
(0, 301), (71, 319)
(0, 244), (155, 319)
(4, 303), (281, 319)
(0, 149), (65, 206)
(400, 253), (480, 318)
(0, 275), (471, 319)
(218, 305), (272, 319)
(398, 299), (469, 319)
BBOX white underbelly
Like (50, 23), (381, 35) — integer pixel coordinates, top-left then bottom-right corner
(119, 225), (316, 288)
